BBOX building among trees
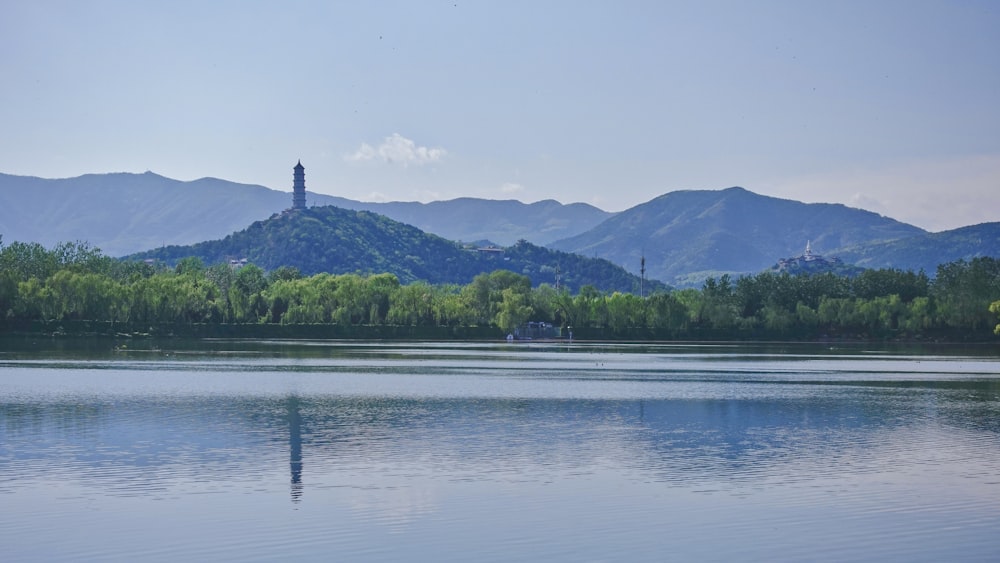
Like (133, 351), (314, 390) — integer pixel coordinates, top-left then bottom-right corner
(774, 241), (843, 272)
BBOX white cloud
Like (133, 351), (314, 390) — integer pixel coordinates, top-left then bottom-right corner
(345, 133), (447, 167)
(500, 182), (524, 194)
(347, 143), (377, 162)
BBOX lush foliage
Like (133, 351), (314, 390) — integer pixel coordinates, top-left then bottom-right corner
(991, 300), (1000, 336)
(127, 207), (656, 294)
(3, 239), (999, 340)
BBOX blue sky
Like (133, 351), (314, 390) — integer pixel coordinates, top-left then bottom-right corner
(2, 0), (998, 231)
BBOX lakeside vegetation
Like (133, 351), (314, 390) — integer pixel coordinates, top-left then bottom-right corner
(125, 206), (661, 294)
(2, 239), (999, 341)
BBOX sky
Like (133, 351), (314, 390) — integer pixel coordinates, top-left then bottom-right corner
(2, 0), (999, 232)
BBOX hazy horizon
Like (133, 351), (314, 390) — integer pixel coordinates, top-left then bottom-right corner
(4, 168), (977, 235)
(3, 1), (998, 231)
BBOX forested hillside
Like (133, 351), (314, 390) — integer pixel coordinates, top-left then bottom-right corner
(127, 206), (657, 293)
(835, 222), (1000, 273)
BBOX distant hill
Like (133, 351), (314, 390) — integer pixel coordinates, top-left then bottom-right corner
(549, 187), (927, 286)
(0, 172), (287, 256)
(127, 205), (661, 293)
(834, 222), (1000, 274)
(0, 172), (610, 256)
(322, 196), (612, 246)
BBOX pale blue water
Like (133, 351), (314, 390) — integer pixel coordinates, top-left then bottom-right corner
(1, 340), (999, 561)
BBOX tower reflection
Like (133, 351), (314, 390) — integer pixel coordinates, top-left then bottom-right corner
(287, 396), (303, 503)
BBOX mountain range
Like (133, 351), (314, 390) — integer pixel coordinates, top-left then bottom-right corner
(548, 187), (1000, 285)
(0, 172), (609, 256)
(3, 171), (998, 287)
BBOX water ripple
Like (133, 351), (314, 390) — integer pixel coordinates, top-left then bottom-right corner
(2, 342), (1000, 561)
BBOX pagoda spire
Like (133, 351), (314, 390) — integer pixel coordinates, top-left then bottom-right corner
(292, 160), (306, 210)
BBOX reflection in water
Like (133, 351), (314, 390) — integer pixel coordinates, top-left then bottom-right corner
(288, 396), (303, 503)
(1, 342), (999, 562)
(3, 390), (998, 493)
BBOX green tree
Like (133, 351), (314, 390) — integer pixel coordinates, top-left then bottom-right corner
(15, 278), (50, 320)
(233, 264), (269, 322)
(933, 258), (1000, 331)
(496, 287), (533, 334)
(268, 266), (303, 283)
(461, 270), (532, 326)
(175, 256), (206, 277)
(205, 264), (236, 322)
(363, 273), (400, 324)
(387, 282), (435, 325)
(529, 284), (561, 325)
(606, 292), (644, 333)
(645, 292), (689, 331)
(0, 241), (59, 281)
(699, 275), (737, 329)
(552, 288), (585, 329)
(130, 271), (216, 324)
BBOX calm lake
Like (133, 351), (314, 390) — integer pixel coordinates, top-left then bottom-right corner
(2, 339), (999, 562)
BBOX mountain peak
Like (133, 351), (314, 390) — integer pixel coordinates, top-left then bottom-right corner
(550, 186), (927, 286)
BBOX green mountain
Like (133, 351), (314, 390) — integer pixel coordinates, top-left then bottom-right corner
(549, 187), (926, 286)
(0, 172), (609, 255)
(835, 222), (1000, 273)
(128, 206), (661, 293)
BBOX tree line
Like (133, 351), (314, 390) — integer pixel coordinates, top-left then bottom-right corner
(2, 239), (999, 339)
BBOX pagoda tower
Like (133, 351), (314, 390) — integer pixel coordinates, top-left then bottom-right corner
(292, 160), (306, 210)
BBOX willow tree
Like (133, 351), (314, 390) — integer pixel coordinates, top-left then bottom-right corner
(991, 300), (1000, 335)
(495, 287), (533, 334)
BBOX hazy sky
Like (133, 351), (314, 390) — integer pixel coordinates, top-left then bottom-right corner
(2, 0), (998, 231)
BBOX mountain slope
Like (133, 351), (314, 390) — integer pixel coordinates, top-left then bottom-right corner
(320, 196), (612, 246)
(0, 172), (609, 255)
(549, 187), (926, 285)
(835, 222), (1000, 273)
(0, 172), (290, 255)
(127, 206), (661, 293)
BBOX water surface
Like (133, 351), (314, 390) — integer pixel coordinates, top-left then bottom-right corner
(2, 340), (999, 561)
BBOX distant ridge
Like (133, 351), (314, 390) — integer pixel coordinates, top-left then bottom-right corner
(4, 171), (998, 286)
(0, 172), (289, 256)
(835, 222), (1000, 274)
(549, 187), (926, 286)
(323, 196), (612, 247)
(0, 172), (611, 256)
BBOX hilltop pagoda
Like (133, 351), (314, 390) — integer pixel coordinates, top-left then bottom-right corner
(292, 160), (306, 210)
